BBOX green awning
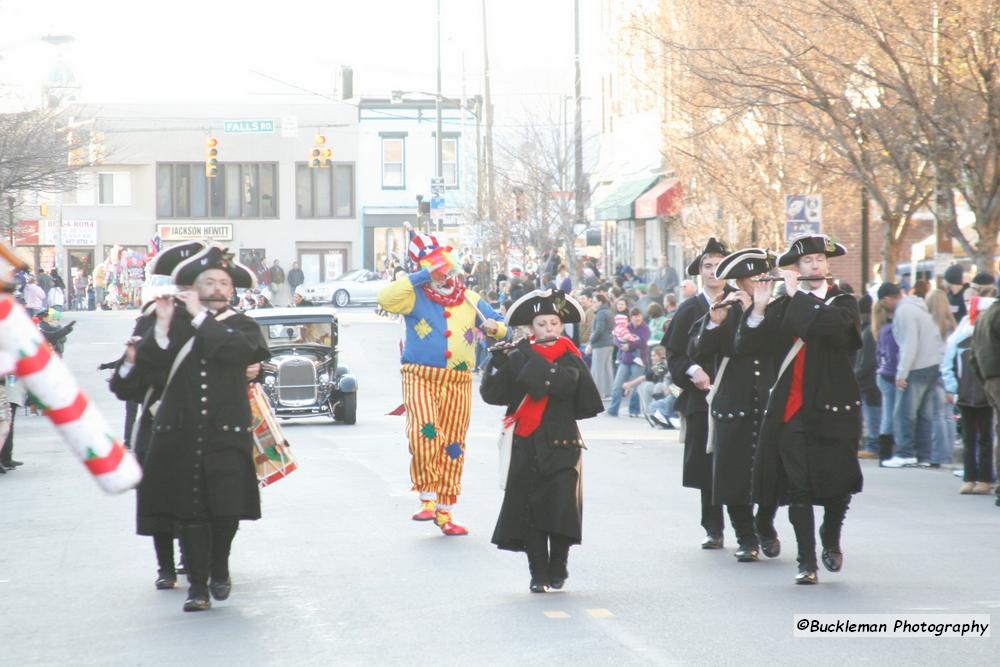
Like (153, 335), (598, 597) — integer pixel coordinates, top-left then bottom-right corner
(593, 176), (659, 221)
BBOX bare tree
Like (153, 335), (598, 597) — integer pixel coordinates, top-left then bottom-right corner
(0, 107), (87, 200)
(492, 111), (596, 274)
(633, 0), (941, 278)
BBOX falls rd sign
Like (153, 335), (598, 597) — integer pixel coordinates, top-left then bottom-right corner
(223, 120), (276, 134)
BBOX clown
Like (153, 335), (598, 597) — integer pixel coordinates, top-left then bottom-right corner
(378, 232), (508, 535)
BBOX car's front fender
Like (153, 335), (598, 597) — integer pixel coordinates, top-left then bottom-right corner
(336, 374), (358, 393)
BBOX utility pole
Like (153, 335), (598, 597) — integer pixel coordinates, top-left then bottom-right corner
(482, 0), (501, 269)
(473, 96), (483, 222)
(435, 0), (443, 182)
(573, 0), (584, 230)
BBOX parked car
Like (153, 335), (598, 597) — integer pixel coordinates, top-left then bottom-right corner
(247, 307), (358, 424)
(298, 269), (388, 307)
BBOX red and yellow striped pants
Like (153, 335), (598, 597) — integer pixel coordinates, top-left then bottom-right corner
(400, 364), (472, 506)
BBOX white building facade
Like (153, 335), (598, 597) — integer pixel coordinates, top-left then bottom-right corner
(356, 96), (480, 271)
(16, 102), (359, 291)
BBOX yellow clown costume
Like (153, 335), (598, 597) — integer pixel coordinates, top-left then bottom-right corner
(378, 234), (507, 536)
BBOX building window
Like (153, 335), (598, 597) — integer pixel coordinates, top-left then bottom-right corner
(295, 163), (355, 219)
(66, 173), (95, 206)
(155, 163), (278, 219)
(440, 137), (458, 187)
(96, 172), (131, 205)
(381, 136), (405, 188)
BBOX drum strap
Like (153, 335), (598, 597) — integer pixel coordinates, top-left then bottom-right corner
(148, 337), (194, 418)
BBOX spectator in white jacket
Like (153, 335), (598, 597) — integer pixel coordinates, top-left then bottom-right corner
(47, 284), (65, 311)
(941, 286), (997, 494)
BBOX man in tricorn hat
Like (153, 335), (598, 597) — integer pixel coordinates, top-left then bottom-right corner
(695, 248), (781, 563)
(737, 234), (863, 584)
(134, 244), (270, 611)
(662, 237), (737, 550)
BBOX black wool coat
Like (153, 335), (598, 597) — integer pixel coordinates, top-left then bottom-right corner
(481, 340), (604, 551)
(693, 302), (774, 506)
(735, 286), (864, 506)
(662, 289), (733, 489)
(135, 308), (270, 524)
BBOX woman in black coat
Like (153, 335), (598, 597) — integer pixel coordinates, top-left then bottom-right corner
(481, 289), (604, 593)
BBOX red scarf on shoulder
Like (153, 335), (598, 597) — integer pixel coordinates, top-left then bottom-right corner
(508, 336), (581, 437)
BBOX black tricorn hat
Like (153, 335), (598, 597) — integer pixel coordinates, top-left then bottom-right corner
(778, 234), (846, 267)
(149, 240), (206, 278)
(715, 248), (775, 280)
(170, 244), (256, 289)
(686, 237), (731, 276)
(506, 289), (585, 326)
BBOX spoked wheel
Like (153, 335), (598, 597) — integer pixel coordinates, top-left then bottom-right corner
(333, 290), (350, 307)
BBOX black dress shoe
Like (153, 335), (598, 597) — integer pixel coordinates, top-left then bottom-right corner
(529, 579), (549, 594)
(735, 546), (759, 562)
(760, 537), (781, 559)
(4, 460), (22, 468)
(155, 571), (177, 590)
(795, 568), (818, 585)
(821, 548), (843, 573)
(548, 562), (568, 590)
(701, 534), (724, 549)
(183, 592), (211, 612)
(0, 464), (6, 474)
(209, 578), (232, 601)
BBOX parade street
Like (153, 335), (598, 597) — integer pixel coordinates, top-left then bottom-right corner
(1, 309), (997, 666)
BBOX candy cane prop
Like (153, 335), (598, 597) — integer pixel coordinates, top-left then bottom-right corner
(0, 295), (141, 493)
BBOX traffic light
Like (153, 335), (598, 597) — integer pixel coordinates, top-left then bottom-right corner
(66, 130), (87, 167)
(310, 134), (328, 168)
(205, 137), (219, 178)
(40, 203), (49, 217)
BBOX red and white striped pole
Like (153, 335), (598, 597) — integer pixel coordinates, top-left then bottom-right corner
(0, 295), (141, 493)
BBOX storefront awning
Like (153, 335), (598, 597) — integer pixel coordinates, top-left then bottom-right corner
(593, 176), (659, 221)
(634, 177), (682, 219)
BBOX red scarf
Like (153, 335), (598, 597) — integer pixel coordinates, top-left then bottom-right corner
(508, 336), (582, 437)
(421, 279), (466, 307)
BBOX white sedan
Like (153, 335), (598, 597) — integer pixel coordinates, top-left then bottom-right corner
(299, 269), (389, 307)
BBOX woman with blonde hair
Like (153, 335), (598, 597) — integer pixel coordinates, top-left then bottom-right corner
(926, 289), (957, 340)
(926, 289), (958, 467)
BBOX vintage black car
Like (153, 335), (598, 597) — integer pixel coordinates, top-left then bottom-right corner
(247, 307), (358, 424)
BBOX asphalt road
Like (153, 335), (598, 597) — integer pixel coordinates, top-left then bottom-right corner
(1, 308), (997, 665)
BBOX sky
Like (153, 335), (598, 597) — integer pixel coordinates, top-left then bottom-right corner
(0, 0), (604, 126)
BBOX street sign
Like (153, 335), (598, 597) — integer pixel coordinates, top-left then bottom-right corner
(157, 223), (233, 241)
(430, 177), (445, 196)
(430, 196), (446, 210)
(280, 116), (298, 137)
(784, 194), (822, 242)
(223, 120), (276, 134)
